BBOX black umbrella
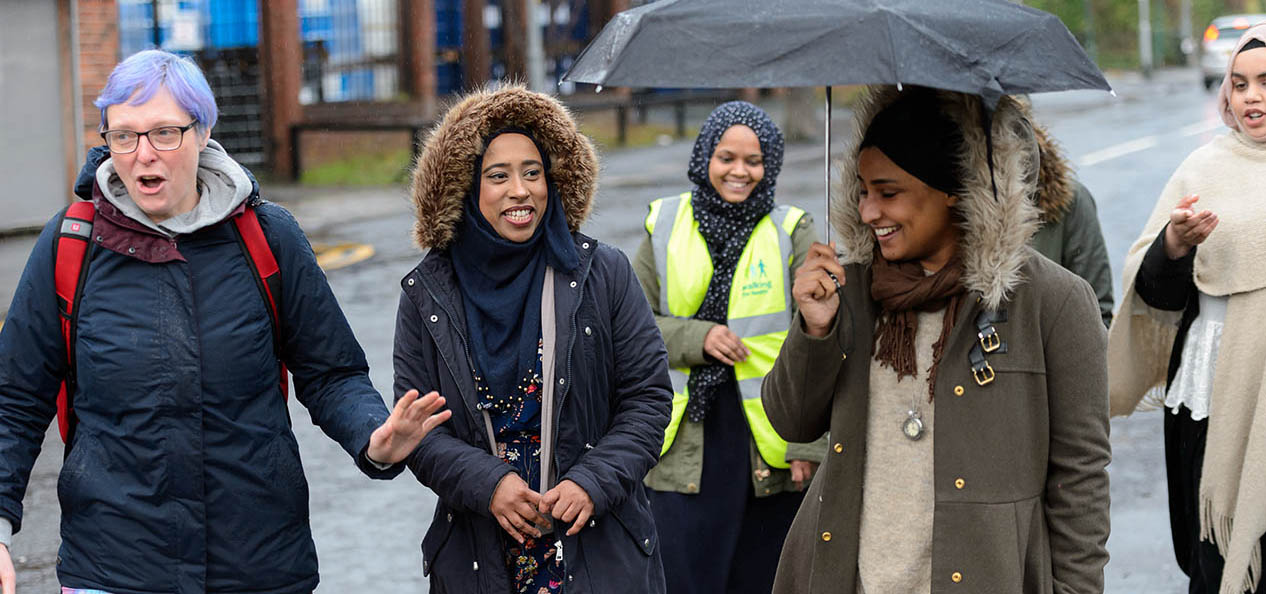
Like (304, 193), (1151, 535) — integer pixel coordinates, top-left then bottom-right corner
(562, 0), (1112, 238)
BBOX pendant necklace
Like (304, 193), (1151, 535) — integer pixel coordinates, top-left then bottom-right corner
(902, 390), (925, 441)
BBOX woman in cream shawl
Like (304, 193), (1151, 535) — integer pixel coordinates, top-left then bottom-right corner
(1108, 24), (1266, 594)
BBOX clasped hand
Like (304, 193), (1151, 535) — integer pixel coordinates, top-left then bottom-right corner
(490, 475), (594, 543)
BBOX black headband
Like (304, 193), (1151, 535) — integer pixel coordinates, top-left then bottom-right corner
(1240, 38), (1266, 54)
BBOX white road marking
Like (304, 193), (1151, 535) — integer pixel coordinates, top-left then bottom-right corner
(1077, 119), (1229, 168)
(1078, 136), (1160, 167)
(1179, 120), (1224, 136)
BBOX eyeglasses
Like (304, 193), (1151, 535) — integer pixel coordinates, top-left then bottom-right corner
(100, 121), (198, 154)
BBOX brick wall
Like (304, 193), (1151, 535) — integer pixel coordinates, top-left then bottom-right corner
(77, 0), (118, 154)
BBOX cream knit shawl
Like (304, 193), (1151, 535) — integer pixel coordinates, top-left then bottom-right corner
(1108, 130), (1266, 594)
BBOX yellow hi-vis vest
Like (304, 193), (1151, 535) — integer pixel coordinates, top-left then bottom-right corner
(646, 192), (805, 469)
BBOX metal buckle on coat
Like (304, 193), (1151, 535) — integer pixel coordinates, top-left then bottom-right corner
(968, 341), (997, 386)
(974, 309), (1008, 354)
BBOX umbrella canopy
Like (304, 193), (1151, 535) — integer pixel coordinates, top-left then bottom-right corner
(563, 0), (1109, 106)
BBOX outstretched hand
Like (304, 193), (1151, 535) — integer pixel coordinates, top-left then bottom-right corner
(1164, 194), (1218, 260)
(539, 480), (595, 536)
(366, 389), (451, 465)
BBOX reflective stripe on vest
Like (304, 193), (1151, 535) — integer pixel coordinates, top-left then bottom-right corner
(645, 193), (804, 469)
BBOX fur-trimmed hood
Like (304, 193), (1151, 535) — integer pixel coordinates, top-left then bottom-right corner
(833, 86), (1041, 309)
(1026, 107), (1077, 223)
(409, 84), (598, 249)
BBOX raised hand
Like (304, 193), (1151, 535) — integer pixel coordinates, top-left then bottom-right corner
(792, 241), (846, 337)
(539, 480), (595, 537)
(1164, 194), (1218, 260)
(490, 473), (552, 544)
(366, 389), (451, 465)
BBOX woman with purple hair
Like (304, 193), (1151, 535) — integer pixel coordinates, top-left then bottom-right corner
(0, 50), (449, 594)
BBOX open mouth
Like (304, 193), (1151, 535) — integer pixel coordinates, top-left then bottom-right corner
(136, 175), (166, 193)
(873, 225), (899, 238)
(1244, 109), (1264, 124)
(722, 179), (752, 193)
(503, 206), (535, 226)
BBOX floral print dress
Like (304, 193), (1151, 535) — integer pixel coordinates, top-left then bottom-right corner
(476, 338), (566, 593)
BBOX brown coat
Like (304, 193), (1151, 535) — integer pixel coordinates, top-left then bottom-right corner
(763, 88), (1111, 594)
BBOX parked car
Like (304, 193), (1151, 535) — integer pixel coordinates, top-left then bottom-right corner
(1201, 14), (1266, 90)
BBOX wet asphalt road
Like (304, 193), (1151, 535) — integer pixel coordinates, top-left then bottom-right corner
(9, 68), (1229, 592)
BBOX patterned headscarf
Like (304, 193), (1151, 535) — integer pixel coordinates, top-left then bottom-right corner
(685, 101), (785, 422)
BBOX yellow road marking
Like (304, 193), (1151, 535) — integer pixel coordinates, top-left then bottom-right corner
(313, 242), (375, 271)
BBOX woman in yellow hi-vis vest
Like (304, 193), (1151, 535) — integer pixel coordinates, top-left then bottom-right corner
(632, 101), (825, 593)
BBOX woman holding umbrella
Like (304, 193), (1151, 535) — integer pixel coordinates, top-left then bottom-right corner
(633, 101), (825, 593)
(761, 86), (1111, 593)
(394, 84), (672, 593)
(1109, 25), (1266, 594)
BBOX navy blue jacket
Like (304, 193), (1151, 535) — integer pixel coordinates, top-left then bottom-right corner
(0, 154), (399, 593)
(393, 235), (672, 593)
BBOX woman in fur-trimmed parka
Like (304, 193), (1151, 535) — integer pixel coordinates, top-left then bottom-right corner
(394, 85), (672, 593)
(761, 87), (1111, 594)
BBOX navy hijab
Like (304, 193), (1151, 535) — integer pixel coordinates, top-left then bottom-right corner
(449, 128), (580, 413)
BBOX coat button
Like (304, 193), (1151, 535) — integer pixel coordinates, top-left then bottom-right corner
(569, 281), (577, 288)
(559, 378), (565, 385)
(643, 538), (650, 548)
(408, 278), (415, 286)
(686, 482), (698, 493)
(127, 247), (136, 254)
(446, 513), (453, 522)
(582, 242), (590, 249)
(953, 385), (964, 396)
(584, 326), (592, 336)
(821, 531), (832, 542)
(95, 235), (103, 242)
(951, 571), (963, 583)
(833, 443), (844, 453)
(955, 478), (965, 489)
(429, 315), (438, 323)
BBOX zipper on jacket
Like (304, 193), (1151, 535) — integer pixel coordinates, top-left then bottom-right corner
(420, 282), (492, 451)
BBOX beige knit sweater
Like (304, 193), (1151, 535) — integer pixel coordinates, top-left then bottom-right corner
(857, 309), (945, 594)
(1108, 130), (1266, 594)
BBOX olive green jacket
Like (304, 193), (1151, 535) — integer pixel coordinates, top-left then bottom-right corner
(633, 209), (827, 497)
(765, 254), (1110, 594)
(1029, 181), (1114, 327)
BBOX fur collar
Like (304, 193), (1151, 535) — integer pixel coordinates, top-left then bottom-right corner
(832, 87), (1041, 310)
(409, 84), (598, 249)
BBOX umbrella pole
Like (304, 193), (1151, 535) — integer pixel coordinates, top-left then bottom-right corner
(824, 86), (832, 244)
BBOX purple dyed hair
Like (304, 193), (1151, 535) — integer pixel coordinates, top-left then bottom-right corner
(94, 50), (218, 132)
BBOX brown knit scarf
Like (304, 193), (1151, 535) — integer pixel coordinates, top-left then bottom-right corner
(870, 252), (965, 399)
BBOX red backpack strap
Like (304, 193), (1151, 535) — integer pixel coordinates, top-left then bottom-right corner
(53, 201), (97, 445)
(230, 206), (289, 401)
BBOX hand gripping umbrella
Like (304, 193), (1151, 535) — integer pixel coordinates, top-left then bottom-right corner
(562, 0), (1112, 240)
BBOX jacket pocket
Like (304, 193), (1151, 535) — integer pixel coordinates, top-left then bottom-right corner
(609, 493), (656, 557)
(932, 501), (1024, 593)
(422, 506), (455, 577)
(266, 431), (310, 520)
(57, 432), (102, 517)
